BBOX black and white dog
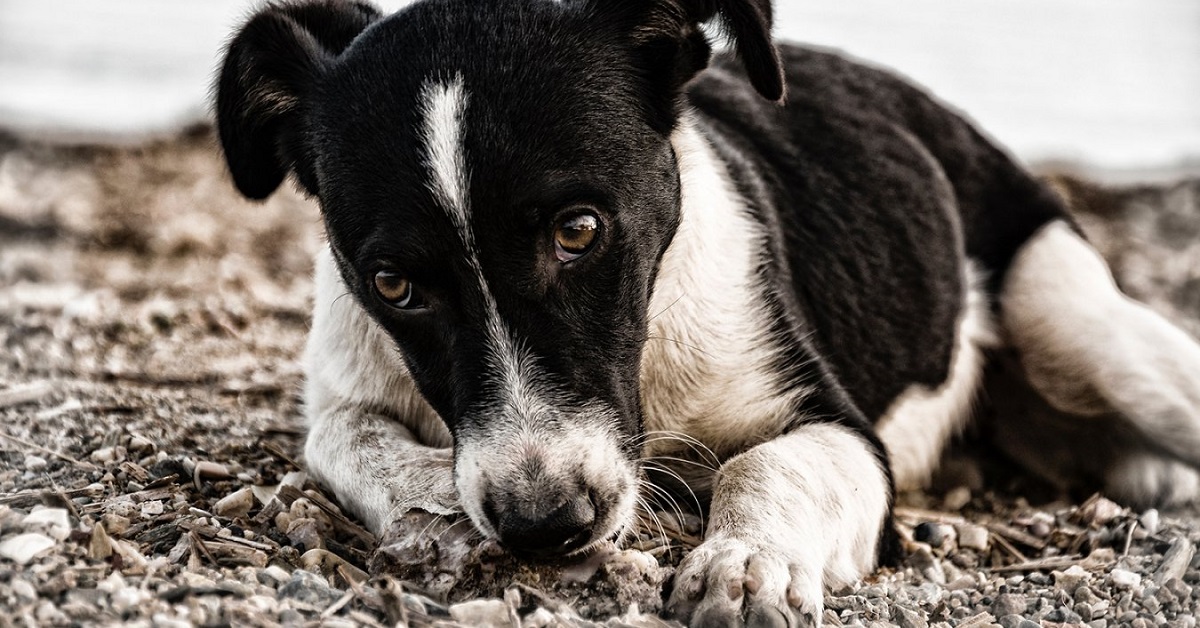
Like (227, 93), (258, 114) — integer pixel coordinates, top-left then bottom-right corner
(215, 0), (1200, 624)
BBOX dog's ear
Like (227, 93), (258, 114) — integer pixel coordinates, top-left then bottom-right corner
(590, 0), (784, 104)
(215, 0), (381, 199)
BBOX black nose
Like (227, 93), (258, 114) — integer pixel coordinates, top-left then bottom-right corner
(488, 491), (597, 558)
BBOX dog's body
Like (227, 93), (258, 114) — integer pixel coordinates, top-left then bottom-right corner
(216, 1), (1200, 624)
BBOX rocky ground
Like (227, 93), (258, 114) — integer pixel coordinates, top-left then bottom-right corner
(1, 127), (1199, 627)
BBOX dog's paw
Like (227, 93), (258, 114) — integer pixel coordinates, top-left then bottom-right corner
(666, 536), (823, 628)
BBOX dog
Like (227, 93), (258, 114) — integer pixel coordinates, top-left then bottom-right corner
(214, 0), (1200, 624)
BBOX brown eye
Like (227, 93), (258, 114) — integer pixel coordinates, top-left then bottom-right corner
(554, 212), (600, 262)
(373, 270), (422, 309)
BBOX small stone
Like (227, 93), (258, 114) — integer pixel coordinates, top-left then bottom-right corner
(23, 508), (71, 540)
(285, 518), (323, 552)
(1155, 537), (1196, 585)
(259, 565), (292, 586)
(277, 570), (341, 607)
(894, 606), (928, 628)
(1054, 565), (1092, 592)
(992, 593), (1027, 616)
(955, 523), (989, 551)
(914, 522), (947, 548)
(90, 523), (114, 560)
(128, 434), (155, 453)
(1111, 569), (1142, 590)
(193, 461), (232, 483)
(449, 599), (512, 627)
(1078, 495), (1123, 527)
(214, 488), (255, 519)
(140, 500), (164, 517)
(998, 615), (1023, 628)
(0, 532), (56, 565)
(11, 578), (37, 602)
(1139, 509), (1160, 536)
(23, 455), (47, 471)
(91, 446), (119, 464)
(101, 513), (130, 535)
(943, 486), (972, 511)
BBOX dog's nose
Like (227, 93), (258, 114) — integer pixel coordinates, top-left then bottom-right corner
(487, 491), (596, 558)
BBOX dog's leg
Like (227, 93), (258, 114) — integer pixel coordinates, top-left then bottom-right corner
(1002, 220), (1200, 469)
(305, 407), (459, 534)
(303, 247), (459, 534)
(667, 422), (889, 628)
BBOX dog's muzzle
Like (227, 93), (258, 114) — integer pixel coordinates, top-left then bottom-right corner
(482, 483), (598, 558)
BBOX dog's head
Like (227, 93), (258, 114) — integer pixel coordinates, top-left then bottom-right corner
(216, 0), (781, 557)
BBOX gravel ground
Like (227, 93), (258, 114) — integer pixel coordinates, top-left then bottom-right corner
(1, 127), (1198, 627)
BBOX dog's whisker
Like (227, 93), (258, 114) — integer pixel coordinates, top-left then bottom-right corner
(647, 293), (686, 323)
(642, 334), (717, 360)
(639, 430), (722, 468)
(640, 461), (705, 525)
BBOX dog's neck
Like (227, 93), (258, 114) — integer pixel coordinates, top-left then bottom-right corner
(641, 114), (800, 461)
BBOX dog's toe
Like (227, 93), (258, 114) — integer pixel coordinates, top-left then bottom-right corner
(668, 537), (823, 627)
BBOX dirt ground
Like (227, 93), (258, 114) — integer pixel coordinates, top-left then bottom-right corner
(1, 127), (1198, 627)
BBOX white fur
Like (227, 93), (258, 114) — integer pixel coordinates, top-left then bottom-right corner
(303, 248), (456, 533)
(1002, 220), (1200, 468)
(641, 117), (813, 461)
(420, 75), (470, 232)
(877, 263), (999, 490)
(668, 423), (890, 623)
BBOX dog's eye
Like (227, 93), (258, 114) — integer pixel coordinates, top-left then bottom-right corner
(554, 212), (600, 262)
(373, 271), (423, 309)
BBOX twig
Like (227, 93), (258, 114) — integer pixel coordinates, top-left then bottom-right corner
(321, 590), (355, 619)
(0, 430), (97, 469)
(0, 381), (54, 409)
(990, 532), (1028, 564)
(990, 555), (1083, 573)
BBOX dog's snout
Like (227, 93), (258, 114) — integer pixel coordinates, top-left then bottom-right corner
(488, 489), (597, 558)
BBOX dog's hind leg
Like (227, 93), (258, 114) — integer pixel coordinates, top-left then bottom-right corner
(1000, 220), (1200, 471)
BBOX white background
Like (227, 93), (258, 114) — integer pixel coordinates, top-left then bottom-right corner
(0, 0), (1197, 168)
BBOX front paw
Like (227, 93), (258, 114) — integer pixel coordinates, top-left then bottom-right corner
(666, 537), (823, 628)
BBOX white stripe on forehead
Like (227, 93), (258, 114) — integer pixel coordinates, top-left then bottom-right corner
(420, 75), (471, 235)
(417, 75), (545, 423)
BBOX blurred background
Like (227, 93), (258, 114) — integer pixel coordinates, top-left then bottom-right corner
(0, 0), (1198, 170)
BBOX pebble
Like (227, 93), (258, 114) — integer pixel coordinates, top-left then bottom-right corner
(0, 532), (56, 565)
(24, 507), (71, 540)
(992, 593), (1027, 616)
(1078, 496), (1123, 527)
(914, 522), (948, 548)
(1139, 509), (1160, 536)
(955, 523), (990, 551)
(277, 570), (342, 608)
(23, 455), (47, 471)
(1155, 537), (1196, 585)
(1111, 569), (1142, 590)
(894, 606), (928, 628)
(214, 488), (255, 519)
(11, 578), (37, 602)
(140, 500), (164, 517)
(285, 518), (323, 552)
(1053, 565), (1092, 592)
(449, 599), (513, 627)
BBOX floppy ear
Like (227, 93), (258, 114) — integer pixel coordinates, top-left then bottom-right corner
(215, 0), (381, 199)
(591, 0), (784, 105)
